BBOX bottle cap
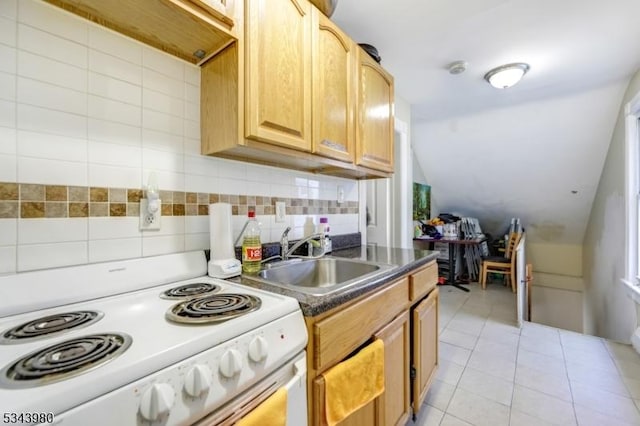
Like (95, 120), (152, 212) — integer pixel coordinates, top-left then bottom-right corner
(320, 217), (328, 223)
(248, 211), (255, 218)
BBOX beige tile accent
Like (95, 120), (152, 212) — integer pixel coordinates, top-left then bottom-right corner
(69, 186), (88, 202)
(197, 193), (209, 204)
(0, 183), (19, 200)
(229, 195), (239, 204)
(161, 204), (173, 216)
(69, 202), (88, 218)
(198, 205), (208, 215)
(46, 185), (67, 201)
(0, 201), (18, 218)
(90, 187), (109, 202)
(160, 190), (173, 203)
(238, 205), (248, 216)
(173, 191), (185, 204)
(231, 205), (238, 215)
(238, 195), (247, 205)
(127, 189), (143, 203)
(109, 203), (126, 217)
(45, 202), (68, 218)
(21, 201), (45, 218)
(127, 203), (140, 217)
(186, 192), (197, 204)
(185, 204), (197, 216)
(21, 184), (45, 201)
(209, 194), (219, 204)
(173, 204), (185, 216)
(89, 202), (108, 217)
(219, 194), (229, 203)
(109, 188), (127, 203)
(255, 205), (264, 215)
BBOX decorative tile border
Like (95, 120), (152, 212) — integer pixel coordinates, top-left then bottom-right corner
(0, 183), (359, 219)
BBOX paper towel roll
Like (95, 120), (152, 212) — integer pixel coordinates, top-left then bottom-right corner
(209, 203), (236, 261)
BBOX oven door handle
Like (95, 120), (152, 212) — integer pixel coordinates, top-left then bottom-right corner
(282, 357), (307, 426)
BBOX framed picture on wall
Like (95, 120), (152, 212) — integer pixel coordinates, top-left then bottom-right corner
(413, 183), (431, 221)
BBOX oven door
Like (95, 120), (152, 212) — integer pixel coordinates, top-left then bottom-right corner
(195, 351), (307, 426)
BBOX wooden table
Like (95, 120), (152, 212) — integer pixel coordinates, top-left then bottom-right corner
(413, 237), (487, 292)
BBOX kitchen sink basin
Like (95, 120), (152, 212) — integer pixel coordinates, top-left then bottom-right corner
(243, 257), (395, 295)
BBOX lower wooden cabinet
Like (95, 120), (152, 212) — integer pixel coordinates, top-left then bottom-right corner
(375, 311), (411, 426)
(412, 288), (439, 415)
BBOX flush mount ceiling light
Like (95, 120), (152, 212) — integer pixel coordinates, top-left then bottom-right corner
(484, 63), (530, 89)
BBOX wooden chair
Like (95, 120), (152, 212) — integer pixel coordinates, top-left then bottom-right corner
(480, 232), (522, 292)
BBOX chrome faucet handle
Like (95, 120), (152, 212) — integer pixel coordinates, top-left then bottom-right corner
(280, 227), (292, 258)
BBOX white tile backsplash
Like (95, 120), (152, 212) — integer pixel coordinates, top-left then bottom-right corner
(1, 2), (360, 272)
(18, 241), (88, 271)
(88, 49), (141, 85)
(18, 156), (87, 185)
(18, 0), (87, 45)
(88, 94), (141, 127)
(18, 24), (87, 68)
(88, 26), (141, 66)
(0, 153), (16, 180)
(18, 218), (87, 244)
(0, 127), (16, 155)
(89, 72), (141, 106)
(0, 245), (16, 275)
(88, 163), (141, 188)
(88, 140), (141, 168)
(17, 104), (86, 139)
(0, 219), (17, 246)
(0, 72), (15, 102)
(18, 130), (87, 162)
(0, 44), (16, 74)
(18, 77), (87, 115)
(0, 16), (16, 47)
(18, 51), (86, 91)
(89, 237), (142, 263)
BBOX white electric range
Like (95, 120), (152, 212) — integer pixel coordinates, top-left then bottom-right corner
(0, 251), (308, 425)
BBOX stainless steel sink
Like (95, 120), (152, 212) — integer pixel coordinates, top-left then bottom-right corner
(243, 257), (395, 295)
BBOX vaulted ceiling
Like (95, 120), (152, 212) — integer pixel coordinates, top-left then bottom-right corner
(333, 0), (640, 243)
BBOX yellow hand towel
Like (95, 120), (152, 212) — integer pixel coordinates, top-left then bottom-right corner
(237, 387), (287, 426)
(322, 339), (385, 426)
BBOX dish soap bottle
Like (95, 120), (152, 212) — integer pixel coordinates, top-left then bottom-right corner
(241, 211), (262, 274)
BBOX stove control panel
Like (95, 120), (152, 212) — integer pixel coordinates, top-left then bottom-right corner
(184, 365), (212, 397)
(248, 335), (269, 362)
(139, 383), (175, 421)
(219, 349), (243, 378)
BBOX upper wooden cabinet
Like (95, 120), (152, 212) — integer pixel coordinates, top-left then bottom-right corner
(356, 47), (395, 173)
(245, 0), (312, 151)
(311, 9), (356, 163)
(45, 0), (237, 64)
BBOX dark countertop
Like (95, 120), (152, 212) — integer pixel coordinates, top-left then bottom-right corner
(229, 245), (439, 317)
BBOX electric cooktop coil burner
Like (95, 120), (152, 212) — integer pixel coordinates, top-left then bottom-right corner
(0, 311), (104, 344)
(0, 333), (132, 388)
(160, 282), (222, 300)
(166, 294), (262, 324)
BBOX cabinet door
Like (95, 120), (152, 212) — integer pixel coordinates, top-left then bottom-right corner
(375, 311), (410, 426)
(313, 376), (376, 426)
(186, 0), (235, 29)
(355, 48), (394, 172)
(412, 288), (439, 416)
(311, 9), (355, 163)
(245, 0), (312, 151)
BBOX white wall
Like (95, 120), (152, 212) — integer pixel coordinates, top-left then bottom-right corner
(0, 0), (359, 274)
(583, 69), (640, 342)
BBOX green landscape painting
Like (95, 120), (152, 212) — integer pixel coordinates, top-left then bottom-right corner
(413, 183), (431, 221)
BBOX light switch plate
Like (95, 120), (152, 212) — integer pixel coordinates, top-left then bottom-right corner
(275, 201), (286, 222)
(140, 198), (161, 231)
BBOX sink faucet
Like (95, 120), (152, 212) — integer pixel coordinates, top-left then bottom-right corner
(280, 227), (326, 260)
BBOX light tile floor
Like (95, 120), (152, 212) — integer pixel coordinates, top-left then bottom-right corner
(411, 282), (640, 426)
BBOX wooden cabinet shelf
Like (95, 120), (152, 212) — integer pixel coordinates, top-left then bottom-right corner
(45, 0), (237, 64)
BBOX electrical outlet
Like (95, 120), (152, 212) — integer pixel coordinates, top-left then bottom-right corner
(139, 198), (161, 231)
(275, 201), (286, 223)
(337, 185), (345, 204)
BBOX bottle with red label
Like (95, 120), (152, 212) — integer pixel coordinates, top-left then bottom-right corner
(241, 211), (262, 274)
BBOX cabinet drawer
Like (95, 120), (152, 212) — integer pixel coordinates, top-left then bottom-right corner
(313, 277), (409, 371)
(409, 261), (437, 302)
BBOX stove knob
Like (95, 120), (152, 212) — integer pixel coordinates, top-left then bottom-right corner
(248, 336), (269, 362)
(139, 383), (175, 422)
(184, 364), (212, 397)
(219, 349), (243, 378)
